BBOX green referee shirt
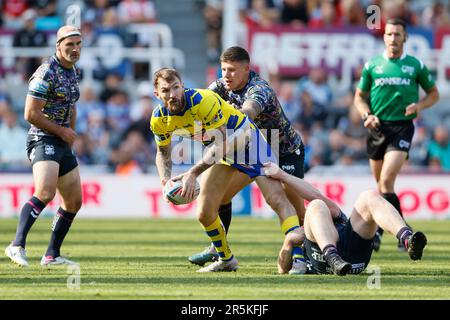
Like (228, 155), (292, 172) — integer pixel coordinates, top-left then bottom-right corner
(358, 51), (435, 121)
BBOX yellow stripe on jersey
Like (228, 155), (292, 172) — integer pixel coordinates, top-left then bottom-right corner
(150, 88), (247, 146)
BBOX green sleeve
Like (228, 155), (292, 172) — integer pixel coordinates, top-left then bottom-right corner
(357, 62), (372, 92)
(417, 62), (435, 91)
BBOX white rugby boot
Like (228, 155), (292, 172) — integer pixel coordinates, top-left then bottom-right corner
(5, 243), (29, 267)
(196, 256), (239, 272)
(40, 255), (79, 266)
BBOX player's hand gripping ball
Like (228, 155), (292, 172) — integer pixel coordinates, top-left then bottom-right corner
(164, 180), (200, 205)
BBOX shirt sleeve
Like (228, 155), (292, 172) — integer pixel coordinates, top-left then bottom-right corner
(27, 64), (52, 101)
(357, 61), (372, 92)
(150, 115), (172, 147)
(417, 61), (436, 91)
(207, 80), (220, 92)
(245, 84), (267, 113)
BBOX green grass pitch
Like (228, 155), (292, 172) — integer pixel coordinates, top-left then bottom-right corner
(0, 217), (449, 300)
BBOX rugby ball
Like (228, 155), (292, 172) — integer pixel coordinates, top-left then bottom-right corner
(164, 179), (200, 205)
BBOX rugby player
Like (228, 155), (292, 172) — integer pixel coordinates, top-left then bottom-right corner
(5, 25), (83, 267)
(151, 68), (303, 273)
(263, 161), (427, 275)
(188, 46), (307, 274)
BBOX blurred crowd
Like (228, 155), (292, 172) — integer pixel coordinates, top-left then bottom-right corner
(204, 0), (450, 173)
(204, 0), (450, 61)
(0, 0), (158, 174)
(1, 0), (450, 174)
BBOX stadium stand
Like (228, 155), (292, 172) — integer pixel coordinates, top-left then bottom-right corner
(0, 0), (450, 174)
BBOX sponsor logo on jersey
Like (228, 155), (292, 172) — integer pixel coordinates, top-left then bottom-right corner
(29, 78), (49, 95)
(401, 65), (415, 76)
(374, 77), (411, 86)
(374, 65), (384, 74)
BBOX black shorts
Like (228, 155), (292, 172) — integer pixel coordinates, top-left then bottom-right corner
(26, 135), (78, 177)
(279, 144), (305, 179)
(304, 218), (373, 275)
(367, 120), (415, 160)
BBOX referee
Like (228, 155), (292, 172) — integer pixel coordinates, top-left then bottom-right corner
(354, 18), (439, 251)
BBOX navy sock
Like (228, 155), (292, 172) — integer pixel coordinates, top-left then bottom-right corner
(396, 226), (413, 249)
(378, 192), (404, 236)
(45, 208), (77, 258)
(382, 192), (403, 217)
(13, 196), (46, 248)
(218, 202), (232, 234)
(322, 244), (338, 261)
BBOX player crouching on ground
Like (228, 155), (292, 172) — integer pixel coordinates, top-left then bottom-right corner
(263, 162), (427, 275)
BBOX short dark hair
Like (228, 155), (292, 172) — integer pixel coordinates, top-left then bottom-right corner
(385, 18), (407, 32)
(153, 68), (182, 88)
(220, 46), (250, 63)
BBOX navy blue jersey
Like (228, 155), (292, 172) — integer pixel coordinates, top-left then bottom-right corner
(27, 55), (81, 137)
(208, 71), (303, 156)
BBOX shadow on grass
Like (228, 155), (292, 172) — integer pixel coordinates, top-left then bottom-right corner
(14, 240), (283, 247)
(1, 272), (447, 287)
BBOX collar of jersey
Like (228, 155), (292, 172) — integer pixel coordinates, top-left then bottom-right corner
(383, 51), (406, 61)
(52, 55), (75, 71)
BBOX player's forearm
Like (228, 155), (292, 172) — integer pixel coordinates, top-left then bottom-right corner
(280, 172), (322, 201)
(353, 90), (371, 117)
(417, 88), (439, 112)
(70, 107), (77, 130)
(189, 126), (232, 177)
(25, 108), (66, 137)
(188, 141), (224, 177)
(155, 147), (172, 184)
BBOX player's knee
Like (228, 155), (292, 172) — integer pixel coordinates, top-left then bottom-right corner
(197, 211), (208, 225)
(362, 189), (379, 201)
(306, 199), (328, 215)
(61, 194), (82, 213)
(35, 190), (56, 204)
(69, 199), (82, 213)
(196, 202), (218, 226)
(356, 190), (379, 207)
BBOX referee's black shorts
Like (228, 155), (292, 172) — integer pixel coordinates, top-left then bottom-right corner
(367, 120), (415, 160)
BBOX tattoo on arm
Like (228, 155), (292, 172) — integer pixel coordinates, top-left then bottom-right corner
(156, 145), (172, 182)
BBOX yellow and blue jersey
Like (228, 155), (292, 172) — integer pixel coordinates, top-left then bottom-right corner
(151, 88), (247, 146)
(150, 88), (277, 178)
